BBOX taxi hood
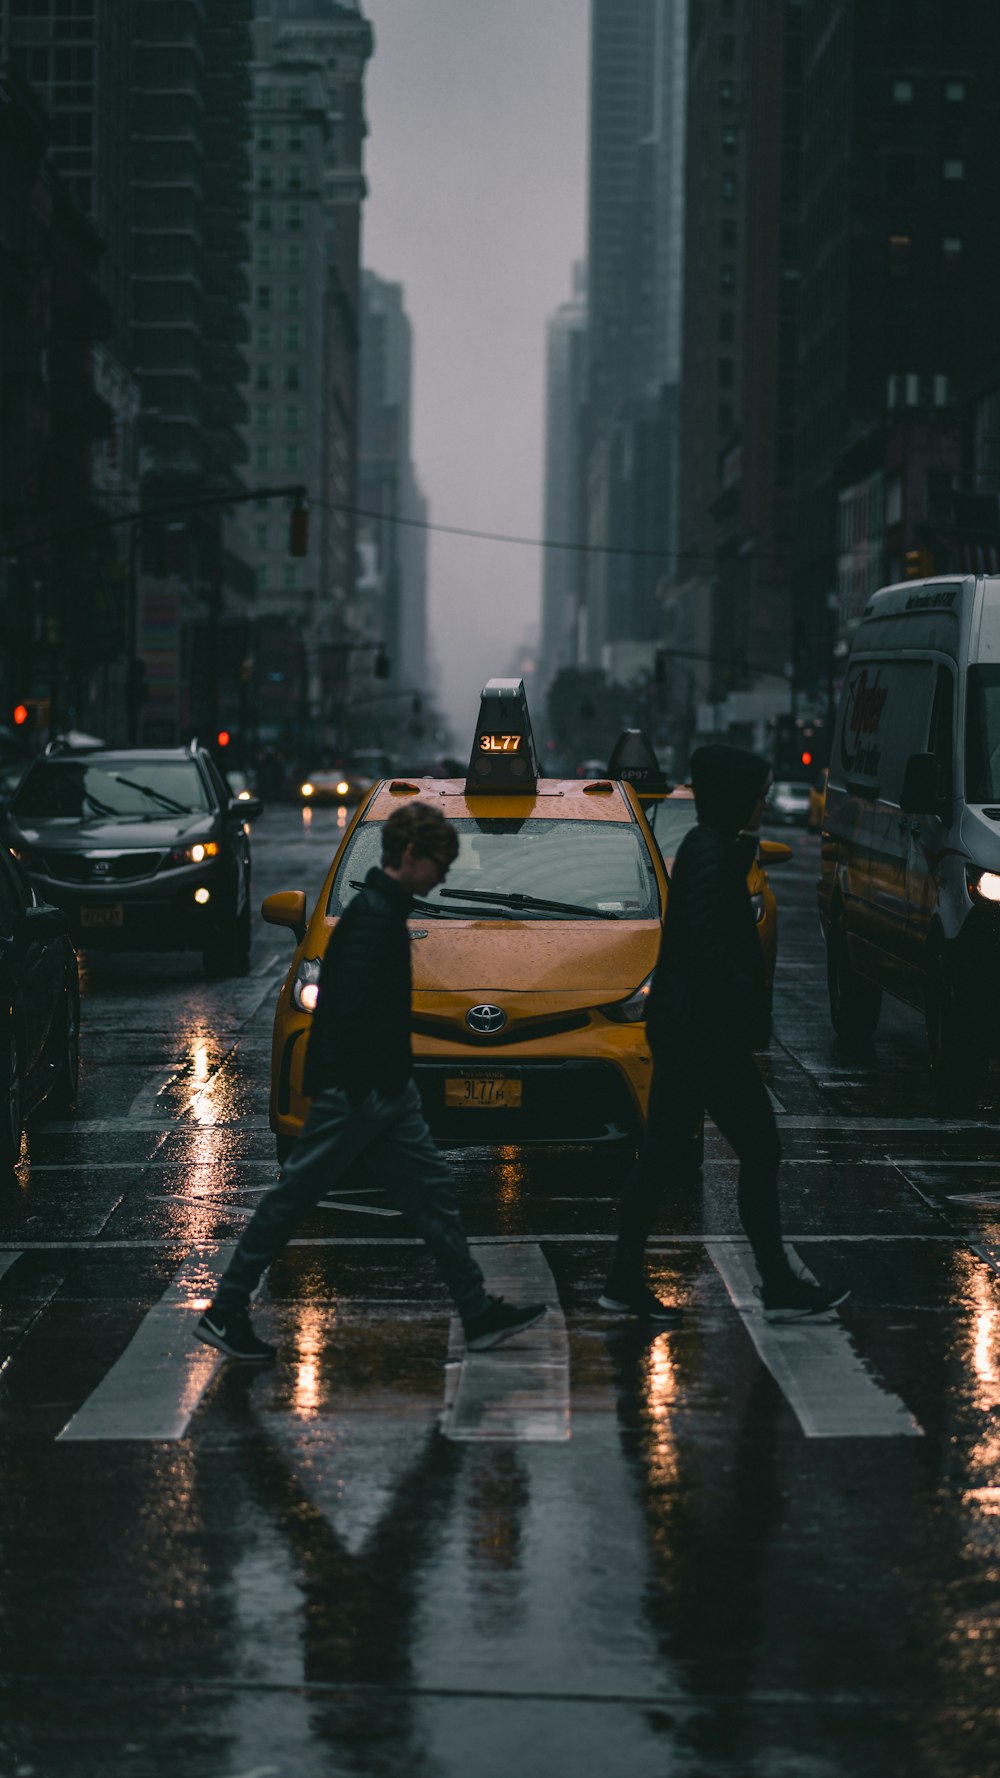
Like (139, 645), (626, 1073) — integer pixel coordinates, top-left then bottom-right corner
(408, 918), (659, 994)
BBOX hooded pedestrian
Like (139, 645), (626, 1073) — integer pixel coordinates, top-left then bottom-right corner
(601, 744), (849, 1324)
(196, 801), (546, 1360)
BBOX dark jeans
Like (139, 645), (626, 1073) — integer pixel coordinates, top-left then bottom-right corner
(214, 1081), (489, 1321)
(614, 1041), (786, 1280)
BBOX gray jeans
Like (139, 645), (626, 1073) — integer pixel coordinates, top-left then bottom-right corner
(214, 1081), (488, 1320)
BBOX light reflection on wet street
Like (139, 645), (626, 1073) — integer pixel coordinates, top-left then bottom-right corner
(2, 807), (1000, 1774)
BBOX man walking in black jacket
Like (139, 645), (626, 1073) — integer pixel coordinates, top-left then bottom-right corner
(601, 744), (849, 1325)
(196, 801), (546, 1361)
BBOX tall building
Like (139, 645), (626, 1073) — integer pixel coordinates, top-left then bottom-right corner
(358, 269), (428, 700)
(241, 0), (373, 752)
(540, 264), (587, 688)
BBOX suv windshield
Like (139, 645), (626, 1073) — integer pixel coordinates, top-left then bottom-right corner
(966, 667), (1000, 802)
(11, 759), (211, 820)
(327, 817), (660, 919)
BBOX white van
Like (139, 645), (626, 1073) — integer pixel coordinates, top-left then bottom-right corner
(819, 573), (1000, 1110)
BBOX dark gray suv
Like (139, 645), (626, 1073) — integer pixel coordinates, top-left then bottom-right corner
(3, 742), (260, 976)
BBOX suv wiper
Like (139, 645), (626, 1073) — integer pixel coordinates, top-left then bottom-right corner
(109, 775), (194, 814)
(439, 886), (619, 919)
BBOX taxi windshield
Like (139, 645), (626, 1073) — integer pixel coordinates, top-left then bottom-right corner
(327, 817), (660, 919)
(646, 797), (698, 866)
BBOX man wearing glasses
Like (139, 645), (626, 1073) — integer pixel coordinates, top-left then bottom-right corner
(197, 800), (546, 1361)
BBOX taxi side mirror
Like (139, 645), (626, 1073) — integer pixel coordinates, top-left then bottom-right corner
(758, 839), (793, 865)
(262, 890), (307, 941)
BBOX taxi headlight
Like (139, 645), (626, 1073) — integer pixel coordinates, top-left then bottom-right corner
(301, 782), (315, 798)
(600, 972), (654, 1024)
(167, 840), (220, 868)
(336, 780), (350, 797)
(292, 956), (322, 1012)
(751, 891), (766, 924)
(967, 867), (1000, 904)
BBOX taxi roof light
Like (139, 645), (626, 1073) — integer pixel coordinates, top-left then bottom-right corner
(465, 678), (539, 796)
(607, 730), (671, 797)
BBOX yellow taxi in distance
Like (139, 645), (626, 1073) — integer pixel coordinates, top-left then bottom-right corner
(644, 786), (791, 995)
(807, 767), (828, 834)
(263, 681), (668, 1155)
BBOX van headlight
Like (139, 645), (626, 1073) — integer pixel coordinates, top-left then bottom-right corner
(600, 972), (654, 1023)
(967, 867), (1000, 904)
(292, 956), (322, 1011)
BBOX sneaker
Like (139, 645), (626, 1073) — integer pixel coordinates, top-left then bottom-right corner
(598, 1279), (683, 1327)
(194, 1307), (277, 1362)
(759, 1278), (850, 1324)
(463, 1297), (547, 1351)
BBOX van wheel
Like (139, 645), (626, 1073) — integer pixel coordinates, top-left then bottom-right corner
(926, 948), (986, 1115)
(827, 912), (881, 1042)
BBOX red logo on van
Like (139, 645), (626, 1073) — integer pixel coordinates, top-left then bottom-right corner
(841, 668), (888, 776)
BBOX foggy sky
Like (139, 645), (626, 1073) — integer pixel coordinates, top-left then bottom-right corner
(360, 0), (588, 744)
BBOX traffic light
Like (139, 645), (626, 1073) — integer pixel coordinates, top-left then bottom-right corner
(288, 498), (309, 556)
(216, 730), (231, 749)
(12, 704), (28, 729)
(905, 546), (935, 579)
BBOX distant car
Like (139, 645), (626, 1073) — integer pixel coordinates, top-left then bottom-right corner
(225, 769), (261, 812)
(299, 769), (371, 807)
(3, 743), (260, 976)
(0, 846), (79, 1169)
(768, 780), (812, 826)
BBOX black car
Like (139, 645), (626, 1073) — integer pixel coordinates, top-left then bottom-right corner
(4, 743), (261, 976)
(0, 846), (79, 1169)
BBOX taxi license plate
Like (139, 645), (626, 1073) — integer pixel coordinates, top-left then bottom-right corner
(80, 905), (124, 928)
(444, 1074), (522, 1109)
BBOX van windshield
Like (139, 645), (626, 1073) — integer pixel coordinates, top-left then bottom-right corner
(966, 667), (1000, 801)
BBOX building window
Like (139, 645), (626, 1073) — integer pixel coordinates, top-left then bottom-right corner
(721, 217), (737, 248)
(945, 80), (966, 102)
(286, 204), (303, 231)
(287, 86), (304, 108)
(942, 236), (963, 262)
(258, 165), (273, 192)
(255, 324), (272, 350)
(286, 244), (303, 271)
(283, 324), (301, 351)
(888, 234), (911, 277)
(718, 404), (734, 434)
(254, 404), (272, 429)
(719, 79), (736, 106)
(254, 444), (271, 473)
(283, 444), (301, 472)
(720, 264), (736, 293)
(256, 203), (272, 231)
(256, 243), (272, 270)
(721, 171), (737, 201)
(256, 284), (271, 311)
(285, 364), (300, 390)
(258, 85), (274, 108)
(255, 364), (271, 391)
(287, 127), (304, 151)
(943, 159), (965, 179)
(286, 285), (302, 312)
(719, 32), (735, 63)
(284, 405), (301, 431)
(719, 310), (735, 342)
(892, 79), (914, 102)
(722, 126), (738, 153)
(283, 564), (300, 590)
(255, 523), (270, 552)
(286, 164), (303, 192)
(718, 357), (735, 389)
(257, 127), (273, 151)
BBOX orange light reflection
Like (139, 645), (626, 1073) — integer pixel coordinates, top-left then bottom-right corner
(293, 1305), (328, 1414)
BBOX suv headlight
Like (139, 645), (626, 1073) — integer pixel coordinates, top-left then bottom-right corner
(967, 867), (1000, 904)
(600, 972), (654, 1024)
(292, 956), (322, 1011)
(167, 840), (221, 868)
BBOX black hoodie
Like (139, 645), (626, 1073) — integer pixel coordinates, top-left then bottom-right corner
(645, 745), (771, 1055)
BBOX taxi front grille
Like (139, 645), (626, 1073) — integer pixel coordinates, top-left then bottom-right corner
(411, 1009), (591, 1047)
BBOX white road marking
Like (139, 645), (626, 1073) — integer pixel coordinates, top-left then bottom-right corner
(765, 1086), (786, 1114)
(253, 951), (280, 976)
(0, 1232), (965, 1253)
(26, 1160), (281, 1173)
(39, 1118), (272, 1133)
(441, 1242), (569, 1443)
(314, 1199), (401, 1217)
(708, 1241), (923, 1439)
(126, 1066), (181, 1118)
(0, 1251), (21, 1282)
(146, 1196), (255, 1216)
(56, 1248), (236, 1443)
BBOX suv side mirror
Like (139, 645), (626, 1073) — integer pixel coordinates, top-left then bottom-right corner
(230, 794), (263, 820)
(261, 890), (307, 941)
(900, 752), (941, 815)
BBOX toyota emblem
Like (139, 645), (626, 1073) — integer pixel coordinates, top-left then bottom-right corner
(466, 1003), (506, 1033)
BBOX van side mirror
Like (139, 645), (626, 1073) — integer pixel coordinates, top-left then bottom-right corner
(900, 752), (941, 815)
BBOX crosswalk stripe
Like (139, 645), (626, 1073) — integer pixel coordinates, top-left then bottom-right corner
(56, 1249), (234, 1443)
(441, 1242), (569, 1443)
(0, 1251), (21, 1283)
(707, 1241), (923, 1439)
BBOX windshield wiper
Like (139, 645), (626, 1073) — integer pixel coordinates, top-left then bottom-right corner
(439, 886), (620, 919)
(346, 879), (495, 919)
(109, 775), (194, 814)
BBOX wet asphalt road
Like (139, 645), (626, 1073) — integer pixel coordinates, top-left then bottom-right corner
(2, 806), (1000, 1778)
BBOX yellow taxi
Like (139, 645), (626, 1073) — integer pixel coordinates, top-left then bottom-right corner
(807, 767), (828, 834)
(643, 786), (791, 995)
(262, 681), (668, 1155)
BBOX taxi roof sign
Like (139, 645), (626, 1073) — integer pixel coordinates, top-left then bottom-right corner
(607, 729), (671, 796)
(466, 678), (539, 795)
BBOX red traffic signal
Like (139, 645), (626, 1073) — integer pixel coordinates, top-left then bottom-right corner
(12, 704), (28, 727)
(216, 730), (231, 748)
(801, 750), (813, 767)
